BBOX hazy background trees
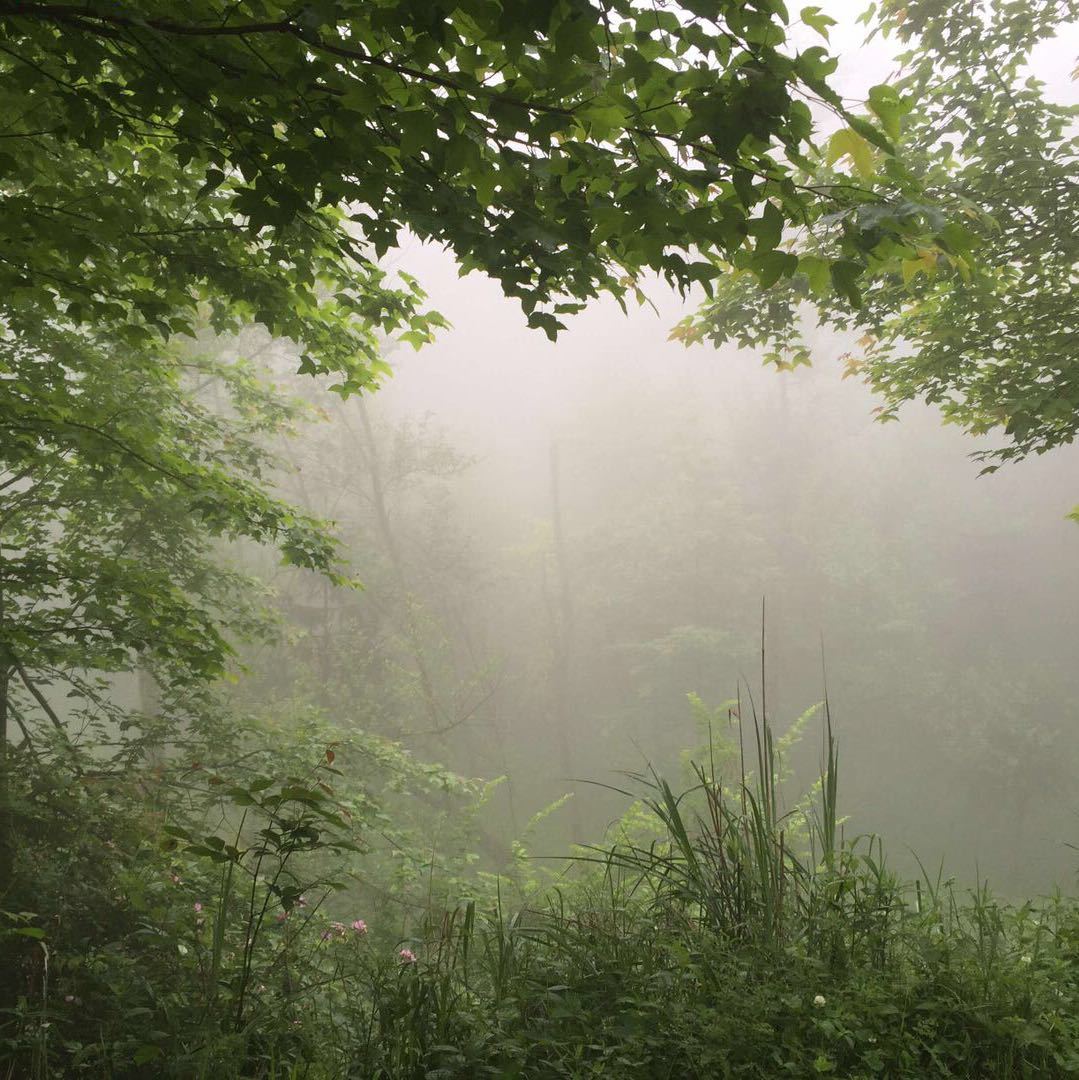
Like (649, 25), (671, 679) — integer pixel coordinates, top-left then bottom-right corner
(231, 246), (1079, 893)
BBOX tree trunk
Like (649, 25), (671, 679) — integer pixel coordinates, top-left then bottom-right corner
(0, 573), (11, 892)
(548, 440), (582, 843)
(0, 571), (16, 1026)
(352, 398), (445, 733)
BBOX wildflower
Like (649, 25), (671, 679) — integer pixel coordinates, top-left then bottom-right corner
(813, 994), (827, 1008)
(351, 919), (367, 935)
(64, 995), (75, 1003)
(331, 921), (346, 935)
(275, 911), (289, 924)
(1020, 954), (1033, 964)
(296, 895), (308, 908)
(398, 947), (417, 964)
(320, 929), (333, 941)
(193, 902), (203, 914)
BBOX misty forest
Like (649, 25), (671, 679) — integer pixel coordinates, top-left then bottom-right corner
(2, 1), (1079, 1076)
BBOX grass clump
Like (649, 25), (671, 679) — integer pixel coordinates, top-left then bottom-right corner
(341, 693), (1079, 1078)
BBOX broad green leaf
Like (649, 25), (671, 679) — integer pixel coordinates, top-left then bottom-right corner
(801, 6), (837, 41)
(867, 84), (909, 142)
(799, 255), (831, 297)
(826, 128), (876, 179)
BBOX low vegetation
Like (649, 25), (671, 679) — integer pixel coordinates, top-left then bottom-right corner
(4, 691), (1077, 1078)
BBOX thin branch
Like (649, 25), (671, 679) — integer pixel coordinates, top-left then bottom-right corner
(8, 701), (37, 751)
(15, 660), (67, 739)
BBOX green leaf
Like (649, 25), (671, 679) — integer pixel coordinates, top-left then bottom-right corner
(473, 170), (499, 207)
(753, 250), (798, 288)
(396, 111), (437, 159)
(826, 128), (876, 179)
(901, 249), (937, 285)
(801, 6), (837, 41)
(753, 201), (785, 253)
(830, 259), (863, 306)
(799, 255), (830, 297)
(867, 84), (909, 141)
(582, 103), (629, 141)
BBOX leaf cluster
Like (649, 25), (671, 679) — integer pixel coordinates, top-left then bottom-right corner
(682, 0), (1079, 473)
(0, 0), (930, 354)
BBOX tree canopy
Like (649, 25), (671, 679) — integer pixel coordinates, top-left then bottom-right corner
(681, 0), (1079, 474)
(0, 0), (942, 372)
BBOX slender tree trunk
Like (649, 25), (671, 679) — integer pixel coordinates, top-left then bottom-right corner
(0, 569), (16, 1026)
(548, 440), (582, 843)
(0, 572), (11, 893)
(353, 398), (444, 732)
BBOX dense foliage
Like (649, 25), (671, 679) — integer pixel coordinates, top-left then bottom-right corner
(682, 0), (1079, 473)
(0, 0), (946, 357)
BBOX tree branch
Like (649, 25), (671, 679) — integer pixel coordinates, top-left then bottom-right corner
(14, 660), (70, 741)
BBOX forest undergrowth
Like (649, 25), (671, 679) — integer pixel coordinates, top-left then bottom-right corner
(2, 684), (1077, 1079)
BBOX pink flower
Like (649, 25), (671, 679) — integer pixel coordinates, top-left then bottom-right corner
(193, 902), (203, 914)
(331, 921), (346, 935)
(275, 911), (289, 924)
(351, 920), (367, 934)
(296, 896), (308, 908)
(398, 947), (416, 964)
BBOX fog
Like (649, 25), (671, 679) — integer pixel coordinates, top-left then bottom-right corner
(200, 6), (1079, 897)
(225, 225), (1079, 895)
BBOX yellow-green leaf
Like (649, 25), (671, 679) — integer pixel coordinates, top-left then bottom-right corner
(826, 127), (876, 179)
